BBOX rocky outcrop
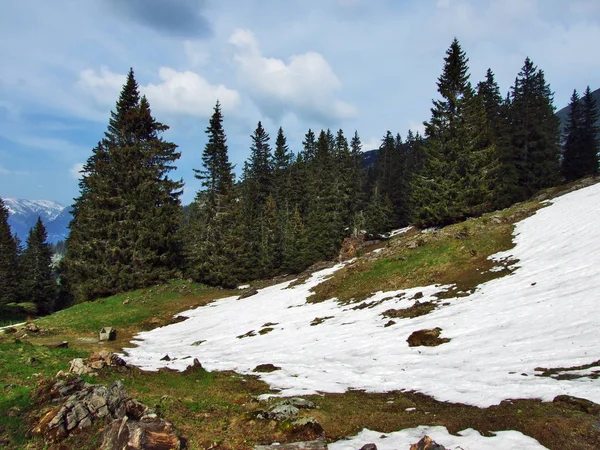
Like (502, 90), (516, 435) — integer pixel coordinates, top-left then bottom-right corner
(359, 445), (377, 450)
(409, 435), (448, 450)
(239, 287), (259, 299)
(100, 415), (181, 450)
(68, 351), (126, 376)
(32, 377), (181, 448)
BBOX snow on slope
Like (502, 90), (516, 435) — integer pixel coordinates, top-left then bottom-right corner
(122, 183), (600, 410)
(329, 427), (547, 450)
(3, 198), (64, 221)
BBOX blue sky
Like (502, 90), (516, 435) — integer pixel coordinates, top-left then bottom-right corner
(1, 0), (599, 206)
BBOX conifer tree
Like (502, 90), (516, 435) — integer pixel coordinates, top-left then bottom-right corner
(508, 58), (561, 197)
(0, 198), (20, 307)
(282, 206), (307, 272)
(21, 217), (56, 315)
(273, 127), (293, 216)
(580, 86), (599, 176)
(562, 90), (584, 181)
(66, 69), (183, 301)
(411, 38), (489, 227)
(185, 102), (242, 287)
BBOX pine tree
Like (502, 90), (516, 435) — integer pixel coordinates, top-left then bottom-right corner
(508, 58), (561, 197)
(0, 198), (20, 307)
(411, 38), (490, 227)
(273, 127), (293, 215)
(580, 86), (599, 176)
(66, 69), (183, 301)
(562, 90), (584, 181)
(304, 130), (345, 262)
(185, 102), (242, 287)
(21, 217), (56, 315)
(364, 186), (394, 234)
(282, 206), (307, 272)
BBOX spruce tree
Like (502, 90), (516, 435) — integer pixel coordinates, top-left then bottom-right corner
(21, 217), (56, 315)
(185, 102), (242, 287)
(581, 86), (599, 176)
(66, 69), (183, 301)
(0, 198), (20, 307)
(562, 90), (584, 181)
(508, 58), (561, 197)
(411, 38), (491, 227)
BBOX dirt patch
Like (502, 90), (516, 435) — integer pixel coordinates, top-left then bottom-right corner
(237, 330), (257, 339)
(535, 359), (600, 380)
(407, 328), (450, 347)
(310, 317), (334, 326)
(253, 364), (281, 373)
(383, 301), (437, 320)
(259, 327), (274, 336)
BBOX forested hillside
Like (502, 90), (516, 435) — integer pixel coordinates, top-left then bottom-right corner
(1, 39), (598, 314)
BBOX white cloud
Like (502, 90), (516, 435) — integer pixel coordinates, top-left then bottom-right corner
(143, 67), (240, 117)
(76, 66), (241, 117)
(76, 66), (126, 107)
(0, 164), (9, 175)
(228, 28), (358, 123)
(360, 138), (380, 151)
(69, 162), (85, 180)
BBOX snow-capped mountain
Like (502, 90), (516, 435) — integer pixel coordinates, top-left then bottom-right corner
(3, 198), (70, 244)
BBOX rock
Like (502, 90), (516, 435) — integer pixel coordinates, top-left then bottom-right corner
(182, 358), (204, 374)
(269, 403), (300, 421)
(43, 341), (69, 349)
(282, 398), (316, 409)
(254, 436), (328, 449)
(99, 327), (116, 341)
(99, 416), (181, 450)
(69, 358), (93, 376)
(553, 395), (600, 414)
(32, 377), (172, 446)
(160, 354), (171, 361)
(360, 445), (378, 450)
(407, 328), (451, 347)
(409, 435), (447, 450)
(26, 322), (40, 332)
(239, 287), (259, 299)
(253, 363), (281, 373)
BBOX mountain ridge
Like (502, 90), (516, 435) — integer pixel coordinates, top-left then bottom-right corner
(2, 197), (70, 244)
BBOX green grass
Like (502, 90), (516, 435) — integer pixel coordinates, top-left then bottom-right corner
(309, 200), (542, 304)
(0, 340), (88, 447)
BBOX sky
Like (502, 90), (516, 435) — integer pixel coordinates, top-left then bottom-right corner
(1, 0), (599, 206)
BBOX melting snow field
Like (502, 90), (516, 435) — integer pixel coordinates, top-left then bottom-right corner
(122, 184), (600, 448)
(329, 426), (547, 450)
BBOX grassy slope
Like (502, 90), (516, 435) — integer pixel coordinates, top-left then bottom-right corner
(1, 180), (599, 449)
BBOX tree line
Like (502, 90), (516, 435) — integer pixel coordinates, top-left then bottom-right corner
(0, 38), (597, 312)
(0, 206), (58, 316)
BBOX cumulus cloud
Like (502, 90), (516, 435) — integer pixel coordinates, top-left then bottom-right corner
(69, 162), (85, 180)
(76, 66), (125, 107)
(103, 0), (212, 38)
(228, 28), (358, 124)
(76, 66), (240, 117)
(144, 68), (240, 116)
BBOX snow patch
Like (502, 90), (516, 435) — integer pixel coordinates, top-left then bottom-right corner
(122, 183), (600, 408)
(329, 426), (548, 450)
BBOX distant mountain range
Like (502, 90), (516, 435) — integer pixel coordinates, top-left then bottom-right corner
(3, 198), (70, 244)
